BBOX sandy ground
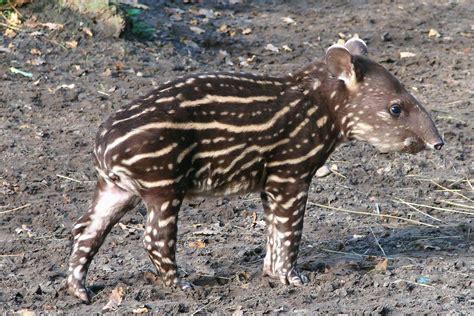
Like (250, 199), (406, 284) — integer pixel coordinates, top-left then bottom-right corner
(0, 0), (473, 314)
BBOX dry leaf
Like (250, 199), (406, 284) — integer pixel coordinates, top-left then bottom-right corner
(236, 271), (251, 282)
(41, 23), (64, 31)
(30, 57), (46, 66)
(400, 51), (416, 58)
(374, 258), (388, 271)
(428, 28), (440, 38)
(265, 43), (279, 53)
(30, 48), (41, 55)
(281, 16), (295, 24)
(103, 286), (125, 312)
(82, 27), (93, 37)
(118, 222), (138, 233)
(133, 306), (150, 314)
(218, 24), (229, 33)
(251, 211), (257, 227)
(65, 40), (78, 49)
(171, 13), (182, 21)
(4, 29), (17, 38)
(114, 61), (125, 71)
(242, 27), (252, 35)
(96, 6), (125, 36)
(6, 0), (32, 7)
(196, 8), (216, 19)
(143, 271), (161, 285)
(15, 309), (35, 316)
(189, 26), (205, 34)
(189, 239), (206, 249)
(15, 224), (34, 237)
(24, 16), (39, 28)
(8, 12), (22, 26)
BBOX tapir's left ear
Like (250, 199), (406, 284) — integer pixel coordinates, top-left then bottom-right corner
(325, 45), (356, 87)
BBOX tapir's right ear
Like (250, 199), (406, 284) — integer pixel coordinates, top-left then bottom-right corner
(325, 45), (356, 88)
(344, 38), (368, 56)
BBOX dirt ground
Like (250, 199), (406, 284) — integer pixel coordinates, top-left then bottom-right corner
(0, 0), (473, 314)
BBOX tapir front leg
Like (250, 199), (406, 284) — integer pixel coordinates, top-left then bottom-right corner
(261, 178), (310, 286)
(67, 177), (139, 302)
(141, 191), (192, 290)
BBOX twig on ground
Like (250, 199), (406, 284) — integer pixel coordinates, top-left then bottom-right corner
(445, 97), (474, 106)
(447, 177), (468, 188)
(440, 200), (474, 210)
(369, 227), (387, 257)
(396, 200), (474, 216)
(466, 178), (473, 191)
(0, 252), (24, 257)
(239, 197), (260, 203)
(319, 247), (363, 257)
(191, 296), (221, 316)
(413, 235), (462, 241)
(435, 189), (461, 192)
(405, 175), (470, 184)
(330, 169), (347, 179)
(393, 198), (443, 222)
(57, 174), (82, 183)
(0, 21), (21, 31)
(308, 202), (439, 228)
(0, 204), (30, 215)
(195, 273), (232, 280)
(232, 225), (250, 232)
(430, 180), (473, 202)
(0, 235), (67, 243)
(392, 279), (435, 288)
(319, 247), (395, 260)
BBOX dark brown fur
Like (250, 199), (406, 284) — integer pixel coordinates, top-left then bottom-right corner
(67, 39), (443, 303)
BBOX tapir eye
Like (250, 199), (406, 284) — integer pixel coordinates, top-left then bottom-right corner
(389, 104), (402, 116)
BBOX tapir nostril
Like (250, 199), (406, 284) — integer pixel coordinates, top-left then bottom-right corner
(433, 141), (444, 150)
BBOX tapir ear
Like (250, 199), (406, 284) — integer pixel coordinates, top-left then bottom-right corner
(325, 44), (356, 86)
(344, 38), (368, 56)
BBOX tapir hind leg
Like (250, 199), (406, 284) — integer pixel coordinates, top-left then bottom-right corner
(67, 177), (139, 303)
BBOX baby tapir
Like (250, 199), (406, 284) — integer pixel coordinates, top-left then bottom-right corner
(67, 38), (443, 302)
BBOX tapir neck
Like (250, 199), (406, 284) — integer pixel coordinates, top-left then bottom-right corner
(295, 68), (351, 143)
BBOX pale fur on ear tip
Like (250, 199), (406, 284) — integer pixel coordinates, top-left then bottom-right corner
(344, 38), (368, 56)
(346, 37), (367, 46)
(326, 44), (351, 54)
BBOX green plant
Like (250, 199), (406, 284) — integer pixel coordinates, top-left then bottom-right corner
(123, 7), (154, 39)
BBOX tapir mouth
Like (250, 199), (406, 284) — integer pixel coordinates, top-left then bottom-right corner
(375, 140), (425, 154)
(402, 137), (426, 154)
(404, 145), (425, 154)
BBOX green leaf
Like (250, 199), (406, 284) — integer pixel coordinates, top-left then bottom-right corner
(9, 67), (33, 78)
(125, 8), (142, 16)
